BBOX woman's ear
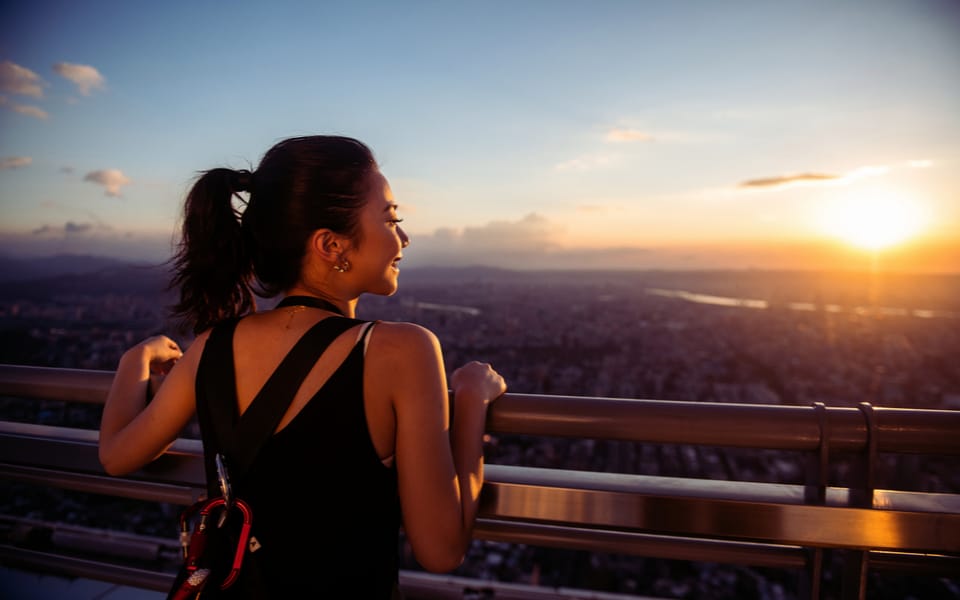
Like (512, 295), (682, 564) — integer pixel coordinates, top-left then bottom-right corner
(308, 229), (348, 263)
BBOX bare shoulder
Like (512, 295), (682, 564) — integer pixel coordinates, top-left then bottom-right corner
(365, 321), (447, 409)
(366, 321), (442, 364)
(369, 320), (438, 347)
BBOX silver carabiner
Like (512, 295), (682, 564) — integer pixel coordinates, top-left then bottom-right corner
(215, 453), (233, 527)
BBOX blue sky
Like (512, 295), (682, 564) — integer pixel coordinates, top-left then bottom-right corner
(1, 1), (958, 272)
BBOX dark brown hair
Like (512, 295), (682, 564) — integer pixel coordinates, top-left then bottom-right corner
(170, 135), (377, 333)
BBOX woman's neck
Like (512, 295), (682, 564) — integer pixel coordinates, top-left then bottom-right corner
(283, 285), (357, 318)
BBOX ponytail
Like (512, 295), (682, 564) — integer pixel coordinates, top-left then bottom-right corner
(170, 168), (255, 334)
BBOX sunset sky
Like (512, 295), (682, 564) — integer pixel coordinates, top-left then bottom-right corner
(1, 1), (958, 272)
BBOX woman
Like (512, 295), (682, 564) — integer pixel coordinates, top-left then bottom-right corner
(98, 135), (507, 597)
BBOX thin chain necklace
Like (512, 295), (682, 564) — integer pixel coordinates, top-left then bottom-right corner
(281, 304), (306, 329)
(276, 295), (347, 317)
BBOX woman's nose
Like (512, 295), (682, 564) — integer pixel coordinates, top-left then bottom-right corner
(399, 227), (410, 248)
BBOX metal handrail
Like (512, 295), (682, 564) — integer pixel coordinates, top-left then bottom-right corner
(3, 364), (959, 453)
(2, 363), (959, 599)
(4, 420), (958, 552)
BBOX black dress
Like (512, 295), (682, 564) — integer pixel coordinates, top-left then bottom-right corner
(193, 315), (401, 598)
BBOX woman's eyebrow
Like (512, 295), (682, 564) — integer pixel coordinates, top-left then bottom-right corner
(384, 202), (399, 212)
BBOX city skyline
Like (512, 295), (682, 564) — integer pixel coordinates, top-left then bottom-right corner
(1, 1), (958, 273)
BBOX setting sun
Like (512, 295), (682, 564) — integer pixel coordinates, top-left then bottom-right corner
(821, 188), (928, 250)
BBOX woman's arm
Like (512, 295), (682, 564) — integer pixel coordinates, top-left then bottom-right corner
(98, 333), (204, 476)
(445, 359), (504, 551)
(370, 322), (505, 573)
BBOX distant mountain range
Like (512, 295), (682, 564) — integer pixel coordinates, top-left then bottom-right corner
(0, 254), (156, 282)
(1, 253), (958, 310)
(0, 254), (173, 299)
(0, 254), (521, 300)
(0, 253), (699, 294)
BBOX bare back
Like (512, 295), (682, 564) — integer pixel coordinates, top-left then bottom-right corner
(230, 309), (396, 464)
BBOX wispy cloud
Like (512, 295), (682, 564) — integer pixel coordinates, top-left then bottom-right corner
(38, 200), (111, 229)
(605, 123), (719, 145)
(32, 221), (97, 236)
(738, 165), (891, 190)
(403, 213), (673, 269)
(738, 172), (840, 188)
(554, 154), (618, 172)
(53, 62), (105, 96)
(411, 213), (560, 263)
(11, 104), (48, 119)
(487, 212), (554, 236)
(605, 128), (654, 143)
(0, 156), (32, 170)
(65, 221), (94, 234)
(0, 61), (45, 97)
(84, 169), (131, 197)
(456, 213), (559, 251)
(0, 96), (48, 120)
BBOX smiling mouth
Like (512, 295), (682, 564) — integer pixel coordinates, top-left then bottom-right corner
(391, 257), (402, 270)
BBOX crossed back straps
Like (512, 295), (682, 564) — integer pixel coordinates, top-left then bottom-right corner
(195, 315), (367, 493)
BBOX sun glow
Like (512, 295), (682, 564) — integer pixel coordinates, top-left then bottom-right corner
(821, 187), (928, 250)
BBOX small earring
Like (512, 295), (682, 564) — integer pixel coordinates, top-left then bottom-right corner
(333, 258), (351, 273)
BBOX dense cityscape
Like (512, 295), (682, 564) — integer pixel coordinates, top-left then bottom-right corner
(1, 260), (958, 599)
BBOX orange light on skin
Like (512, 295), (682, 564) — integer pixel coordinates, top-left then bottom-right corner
(820, 187), (929, 251)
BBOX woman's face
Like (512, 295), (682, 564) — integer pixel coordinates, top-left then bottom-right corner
(347, 169), (409, 296)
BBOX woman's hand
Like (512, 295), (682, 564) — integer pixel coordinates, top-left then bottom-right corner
(134, 336), (183, 401)
(136, 335), (183, 375)
(450, 361), (506, 406)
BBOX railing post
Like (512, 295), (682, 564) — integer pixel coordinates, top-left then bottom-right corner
(801, 401), (829, 600)
(841, 402), (878, 600)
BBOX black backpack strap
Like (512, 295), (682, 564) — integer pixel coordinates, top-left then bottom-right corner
(195, 318), (241, 496)
(197, 316), (367, 487)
